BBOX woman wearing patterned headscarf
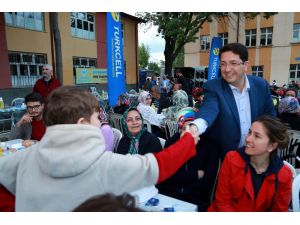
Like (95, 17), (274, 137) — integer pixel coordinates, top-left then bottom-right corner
(99, 105), (114, 151)
(157, 107), (219, 211)
(164, 90), (189, 120)
(278, 96), (300, 131)
(116, 107), (162, 155)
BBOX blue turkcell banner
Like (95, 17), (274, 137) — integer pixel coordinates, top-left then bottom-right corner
(106, 12), (126, 106)
(207, 37), (222, 80)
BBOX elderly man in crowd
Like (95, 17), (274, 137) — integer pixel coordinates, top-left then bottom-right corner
(33, 64), (61, 98)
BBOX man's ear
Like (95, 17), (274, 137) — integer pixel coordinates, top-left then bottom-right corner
(243, 60), (249, 73)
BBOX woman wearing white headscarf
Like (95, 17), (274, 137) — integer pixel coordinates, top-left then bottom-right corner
(137, 91), (166, 138)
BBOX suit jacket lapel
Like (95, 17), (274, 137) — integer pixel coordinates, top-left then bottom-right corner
(222, 79), (240, 126)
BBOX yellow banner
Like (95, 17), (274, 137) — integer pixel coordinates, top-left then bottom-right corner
(76, 68), (108, 84)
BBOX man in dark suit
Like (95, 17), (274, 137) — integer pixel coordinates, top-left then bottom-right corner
(193, 43), (276, 159)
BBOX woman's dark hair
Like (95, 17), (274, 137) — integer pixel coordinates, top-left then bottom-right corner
(284, 88), (297, 97)
(73, 193), (142, 212)
(44, 86), (99, 126)
(254, 115), (290, 154)
(220, 43), (248, 62)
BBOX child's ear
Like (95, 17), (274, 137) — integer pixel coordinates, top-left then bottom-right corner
(77, 117), (88, 124)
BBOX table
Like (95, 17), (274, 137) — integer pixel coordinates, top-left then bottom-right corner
(138, 193), (198, 212)
(0, 105), (26, 113)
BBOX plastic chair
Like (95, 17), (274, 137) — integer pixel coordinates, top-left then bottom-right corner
(158, 137), (166, 148)
(11, 110), (26, 128)
(283, 161), (297, 179)
(164, 120), (179, 139)
(143, 119), (152, 133)
(281, 142), (300, 168)
(109, 113), (124, 134)
(292, 174), (300, 212)
(11, 98), (25, 107)
(112, 128), (122, 152)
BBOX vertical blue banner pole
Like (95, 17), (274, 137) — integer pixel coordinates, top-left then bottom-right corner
(207, 37), (222, 80)
(106, 12), (126, 106)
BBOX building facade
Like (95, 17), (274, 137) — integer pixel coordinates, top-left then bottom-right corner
(0, 12), (141, 103)
(184, 12), (300, 86)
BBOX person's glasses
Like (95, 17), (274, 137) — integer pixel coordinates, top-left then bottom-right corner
(126, 117), (142, 123)
(220, 61), (244, 69)
(27, 105), (41, 111)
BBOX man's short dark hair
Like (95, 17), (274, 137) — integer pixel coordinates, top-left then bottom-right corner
(25, 92), (43, 104)
(220, 43), (248, 62)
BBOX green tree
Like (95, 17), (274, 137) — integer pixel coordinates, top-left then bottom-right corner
(148, 61), (160, 73)
(137, 12), (277, 77)
(138, 43), (150, 68)
(173, 48), (184, 68)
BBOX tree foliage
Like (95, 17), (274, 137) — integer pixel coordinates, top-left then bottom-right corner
(138, 43), (150, 69)
(137, 12), (277, 77)
(148, 61), (160, 73)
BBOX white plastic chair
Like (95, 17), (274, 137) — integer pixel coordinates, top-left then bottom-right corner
(158, 137), (166, 148)
(164, 120), (179, 139)
(284, 160), (297, 179)
(11, 98), (25, 107)
(292, 174), (300, 212)
(112, 128), (122, 152)
(143, 119), (152, 133)
(109, 113), (124, 134)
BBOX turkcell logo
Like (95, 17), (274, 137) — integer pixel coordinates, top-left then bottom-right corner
(111, 12), (120, 22)
(213, 48), (220, 56)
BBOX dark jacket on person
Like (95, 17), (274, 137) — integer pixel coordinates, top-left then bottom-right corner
(156, 133), (219, 211)
(116, 131), (162, 155)
(278, 113), (300, 131)
(113, 105), (129, 115)
(157, 95), (171, 114)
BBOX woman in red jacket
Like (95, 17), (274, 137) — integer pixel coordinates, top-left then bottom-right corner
(209, 115), (293, 212)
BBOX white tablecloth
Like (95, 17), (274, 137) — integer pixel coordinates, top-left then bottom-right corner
(139, 193), (198, 212)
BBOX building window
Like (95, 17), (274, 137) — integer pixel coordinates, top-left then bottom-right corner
(8, 52), (47, 87)
(293, 24), (300, 43)
(218, 32), (228, 46)
(200, 35), (210, 51)
(70, 12), (95, 40)
(252, 66), (264, 77)
(245, 29), (256, 47)
(289, 64), (300, 83)
(4, 12), (44, 31)
(260, 27), (273, 46)
(73, 56), (97, 83)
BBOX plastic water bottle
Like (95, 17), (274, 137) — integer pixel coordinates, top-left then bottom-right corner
(0, 97), (4, 109)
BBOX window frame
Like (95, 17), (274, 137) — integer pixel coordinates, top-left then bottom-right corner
(260, 27), (273, 46)
(8, 51), (47, 87)
(70, 12), (95, 40)
(200, 35), (210, 51)
(292, 23), (300, 43)
(245, 29), (257, 47)
(4, 12), (44, 31)
(218, 32), (228, 46)
(289, 64), (300, 83)
(251, 65), (264, 77)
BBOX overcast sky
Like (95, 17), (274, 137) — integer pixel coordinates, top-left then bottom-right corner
(138, 24), (164, 64)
